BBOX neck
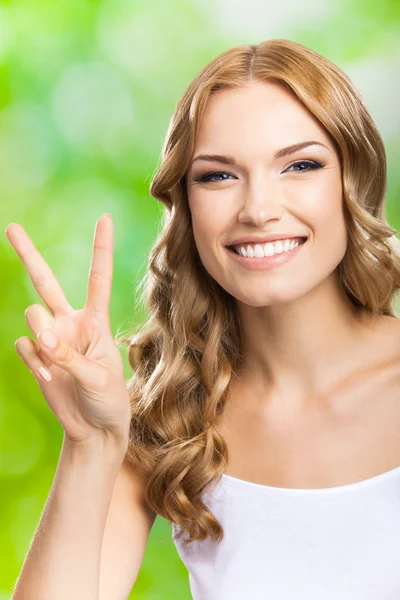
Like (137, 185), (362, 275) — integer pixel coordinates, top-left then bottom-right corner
(232, 271), (384, 411)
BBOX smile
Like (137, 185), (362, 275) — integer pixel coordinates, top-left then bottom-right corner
(225, 237), (307, 271)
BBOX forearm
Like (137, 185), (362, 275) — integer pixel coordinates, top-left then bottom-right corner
(11, 435), (127, 600)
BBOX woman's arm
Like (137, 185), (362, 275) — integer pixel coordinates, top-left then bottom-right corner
(11, 435), (128, 600)
(98, 452), (157, 600)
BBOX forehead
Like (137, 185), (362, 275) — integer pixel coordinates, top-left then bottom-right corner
(193, 80), (332, 154)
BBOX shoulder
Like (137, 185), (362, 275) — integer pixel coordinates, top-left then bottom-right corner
(375, 315), (400, 368)
(365, 314), (400, 394)
(345, 314), (400, 400)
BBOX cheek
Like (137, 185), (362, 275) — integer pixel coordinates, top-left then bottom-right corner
(190, 207), (232, 286)
(190, 200), (229, 254)
(310, 178), (347, 252)
(294, 169), (345, 244)
(293, 182), (348, 292)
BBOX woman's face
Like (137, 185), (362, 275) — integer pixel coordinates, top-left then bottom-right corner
(186, 80), (347, 308)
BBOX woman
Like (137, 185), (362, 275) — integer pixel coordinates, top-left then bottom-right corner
(7, 39), (400, 599)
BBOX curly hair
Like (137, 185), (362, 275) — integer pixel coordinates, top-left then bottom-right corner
(115, 38), (400, 546)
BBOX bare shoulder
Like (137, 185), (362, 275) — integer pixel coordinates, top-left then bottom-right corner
(356, 314), (400, 371)
(372, 315), (400, 376)
(359, 314), (400, 409)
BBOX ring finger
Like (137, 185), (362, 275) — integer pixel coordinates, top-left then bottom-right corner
(25, 303), (55, 368)
(15, 336), (53, 383)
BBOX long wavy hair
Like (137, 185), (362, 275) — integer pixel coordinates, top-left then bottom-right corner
(115, 38), (400, 545)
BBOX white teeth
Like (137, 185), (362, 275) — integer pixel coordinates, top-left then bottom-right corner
(253, 244), (264, 258)
(235, 238), (302, 257)
(264, 243), (274, 256)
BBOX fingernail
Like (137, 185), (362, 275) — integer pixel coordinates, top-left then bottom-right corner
(41, 330), (58, 349)
(38, 366), (52, 382)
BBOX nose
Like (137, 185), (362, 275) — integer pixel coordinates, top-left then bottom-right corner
(237, 170), (286, 227)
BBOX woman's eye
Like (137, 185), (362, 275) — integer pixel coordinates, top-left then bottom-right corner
(193, 160), (324, 184)
(285, 160), (324, 172)
(194, 171), (234, 183)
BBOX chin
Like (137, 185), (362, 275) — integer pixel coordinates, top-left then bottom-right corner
(227, 284), (309, 308)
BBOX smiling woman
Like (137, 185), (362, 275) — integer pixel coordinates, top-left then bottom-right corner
(185, 79), (347, 306)
(112, 39), (400, 599)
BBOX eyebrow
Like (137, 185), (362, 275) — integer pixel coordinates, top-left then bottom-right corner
(189, 140), (331, 168)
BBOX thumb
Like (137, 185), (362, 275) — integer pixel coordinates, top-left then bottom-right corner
(38, 329), (95, 386)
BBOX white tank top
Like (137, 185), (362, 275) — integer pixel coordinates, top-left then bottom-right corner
(172, 465), (400, 599)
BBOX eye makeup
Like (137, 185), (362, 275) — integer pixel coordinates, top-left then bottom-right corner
(192, 159), (325, 184)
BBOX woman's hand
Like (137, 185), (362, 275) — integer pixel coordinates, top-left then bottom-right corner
(6, 214), (132, 450)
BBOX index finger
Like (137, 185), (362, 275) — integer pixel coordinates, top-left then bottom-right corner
(5, 223), (74, 316)
(85, 214), (114, 316)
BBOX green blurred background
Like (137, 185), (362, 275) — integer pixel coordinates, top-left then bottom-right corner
(1, 0), (399, 598)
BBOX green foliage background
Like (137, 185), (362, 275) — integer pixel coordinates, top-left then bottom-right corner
(1, 1), (399, 598)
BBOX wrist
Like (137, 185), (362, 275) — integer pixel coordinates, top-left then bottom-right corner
(62, 431), (128, 466)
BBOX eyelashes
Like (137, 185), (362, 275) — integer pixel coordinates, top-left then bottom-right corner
(193, 160), (325, 184)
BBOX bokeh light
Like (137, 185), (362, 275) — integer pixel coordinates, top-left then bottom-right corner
(1, 1), (399, 598)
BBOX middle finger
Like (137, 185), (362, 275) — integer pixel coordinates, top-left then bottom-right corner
(85, 214), (114, 316)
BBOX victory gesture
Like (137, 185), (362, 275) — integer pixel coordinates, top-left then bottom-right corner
(5, 214), (132, 449)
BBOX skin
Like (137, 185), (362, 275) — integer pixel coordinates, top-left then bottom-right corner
(186, 80), (400, 419)
(186, 80), (400, 487)
(5, 215), (131, 446)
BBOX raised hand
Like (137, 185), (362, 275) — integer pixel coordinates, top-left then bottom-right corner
(5, 214), (132, 449)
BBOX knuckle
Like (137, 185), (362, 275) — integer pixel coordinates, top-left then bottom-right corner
(89, 269), (107, 283)
(57, 344), (74, 364)
(31, 273), (51, 289)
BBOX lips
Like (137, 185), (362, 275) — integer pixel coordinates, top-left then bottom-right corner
(226, 234), (308, 247)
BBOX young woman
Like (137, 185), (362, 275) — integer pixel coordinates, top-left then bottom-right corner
(7, 39), (400, 599)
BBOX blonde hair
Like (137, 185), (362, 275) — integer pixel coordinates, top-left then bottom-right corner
(116, 39), (400, 545)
